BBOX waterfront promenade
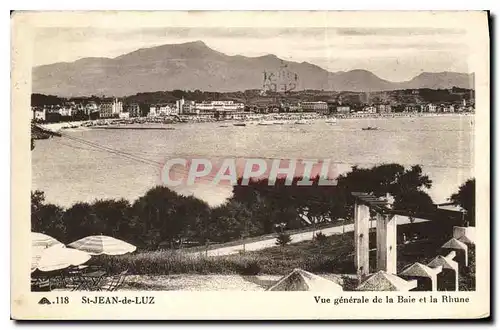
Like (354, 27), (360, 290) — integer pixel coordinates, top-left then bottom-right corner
(39, 112), (474, 132)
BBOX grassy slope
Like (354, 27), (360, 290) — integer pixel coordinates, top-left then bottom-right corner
(95, 230), (475, 290)
(180, 221), (352, 253)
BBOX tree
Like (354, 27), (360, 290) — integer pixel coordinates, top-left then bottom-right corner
(209, 200), (257, 243)
(90, 198), (133, 238)
(32, 203), (66, 240)
(450, 179), (475, 226)
(132, 186), (183, 249)
(275, 232), (292, 246)
(314, 231), (328, 244)
(231, 176), (332, 232)
(131, 186), (211, 249)
(314, 231), (329, 255)
(172, 195), (211, 248)
(31, 190), (45, 214)
(229, 163), (435, 238)
(393, 190), (436, 222)
(31, 190), (66, 240)
(31, 93), (64, 106)
(337, 163), (433, 218)
(62, 202), (104, 242)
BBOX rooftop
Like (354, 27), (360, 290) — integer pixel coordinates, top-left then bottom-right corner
(356, 271), (417, 291)
(267, 268), (343, 292)
(400, 262), (442, 278)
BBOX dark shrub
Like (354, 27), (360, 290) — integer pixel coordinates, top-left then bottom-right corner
(237, 259), (261, 275)
(276, 233), (292, 246)
(314, 232), (328, 244)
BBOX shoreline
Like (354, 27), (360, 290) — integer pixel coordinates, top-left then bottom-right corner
(38, 112), (474, 132)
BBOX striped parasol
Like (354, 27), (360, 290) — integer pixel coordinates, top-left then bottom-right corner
(32, 245), (91, 272)
(68, 235), (136, 256)
(31, 232), (64, 249)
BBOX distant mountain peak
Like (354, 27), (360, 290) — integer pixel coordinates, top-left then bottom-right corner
(32, 40), (475, 97)
(348, 69), (372, 74)
(344, 69), (381, 78)
(257, 54), (278, 59)
(149, 40), (209, 51)
(186, 40), (207, 46)
(164, 40), (210, 49)
(415, 71), (473, 77)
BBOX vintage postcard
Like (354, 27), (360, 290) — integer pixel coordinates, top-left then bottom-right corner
(11, 11), (490, 320)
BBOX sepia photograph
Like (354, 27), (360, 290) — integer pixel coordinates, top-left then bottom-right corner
(11, 10), (490, 320)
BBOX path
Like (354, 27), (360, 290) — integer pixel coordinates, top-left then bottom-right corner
(189, 216), (428, 257)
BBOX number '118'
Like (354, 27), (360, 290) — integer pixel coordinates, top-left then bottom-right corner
(55, 297), (69, 304)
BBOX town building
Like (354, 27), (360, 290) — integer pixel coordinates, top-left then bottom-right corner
(32, 108), (46, 121)
(181, 100), (196, 114)
(287, 104), (303, 112)
(112, 99), (123, 114)
(126, 103), (141, 117)
(246, 99), (279, 113)
(327, 101), (338, 114)
(301, 101), (328, 114)
(148, 106), (158, 117)
(99, 99), (122, 118)
(100, 103), (114, 118)
(158, 104), (178, 116)
(176, 98), (185, 114)
(439, 104), (455, 113)
(336, 106), (351, 114)
(377, 104), (392, 113)
(425, 103), (437, 113)
(85, 102), (99, 115)
(58, 107), (74, 117)
(362, 106), (377, 114)
(404, 104), (422, 112)
(194, 100), (245, 114)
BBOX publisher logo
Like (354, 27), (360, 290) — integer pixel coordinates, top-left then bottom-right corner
(38, 297), (51, 305)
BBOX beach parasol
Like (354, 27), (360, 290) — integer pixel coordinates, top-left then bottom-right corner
(32, 245), (91, 272)
(355, 270), (417, 291)
(31, 232), (64, 249)
(267, 268), (343, 291)
(68, 235), (136, 255)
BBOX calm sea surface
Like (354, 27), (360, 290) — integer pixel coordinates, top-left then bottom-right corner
(32, 115), (474, 207)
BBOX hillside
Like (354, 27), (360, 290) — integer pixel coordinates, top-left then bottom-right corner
(32, 40), (475, 97)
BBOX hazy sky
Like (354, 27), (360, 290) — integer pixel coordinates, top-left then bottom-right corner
(34, 26), (473, 82)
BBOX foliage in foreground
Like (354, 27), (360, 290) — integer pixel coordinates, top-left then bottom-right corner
(275, 233), (292, 246)
(94, 234), (356, 276)
(92, 252), (263, 276)
(449, 178), (475, 226)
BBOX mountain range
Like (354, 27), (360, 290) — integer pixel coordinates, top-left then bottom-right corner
(32, 40), (475, 97)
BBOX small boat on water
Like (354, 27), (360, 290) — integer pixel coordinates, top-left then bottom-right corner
(258, 120), (275, 126)
(325, 118), (337, 124)
(219, 124), (230, 127)
(233, 122), (247, 127)
(274, 120), (286, 125)
(362, 126), (378, 131)
(294, 119), (309, 125)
